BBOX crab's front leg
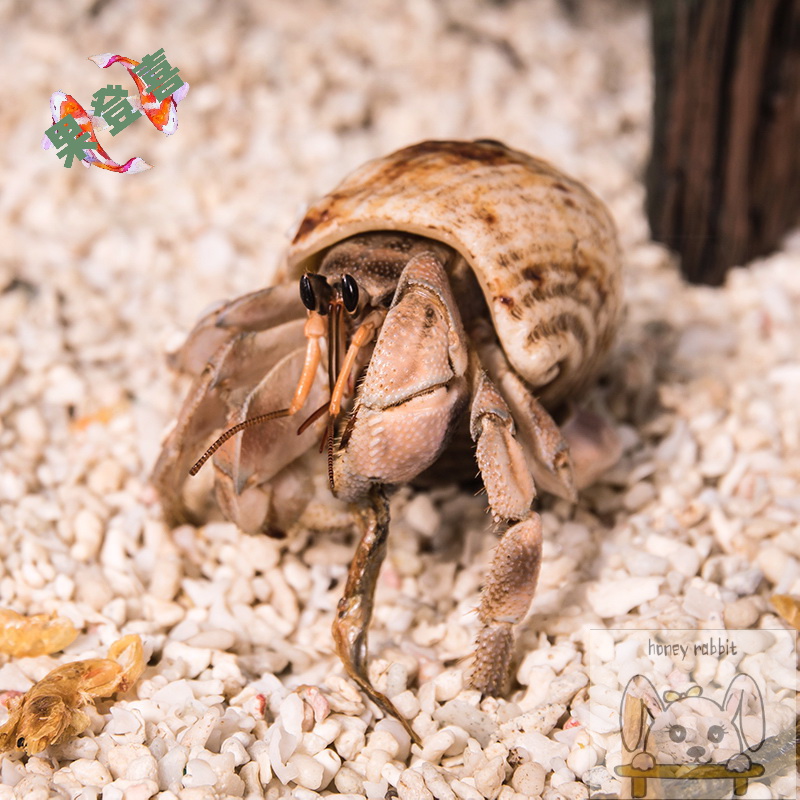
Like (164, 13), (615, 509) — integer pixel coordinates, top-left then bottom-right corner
(331, 487), (412, 737)
(468, 369), (542, 696)
(331, 252), (469, 739)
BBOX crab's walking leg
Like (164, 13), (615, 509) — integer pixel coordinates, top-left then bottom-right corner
(469, 370), (542, 696)
(332, 488), (419, 744)
(473, 320), (620, 496)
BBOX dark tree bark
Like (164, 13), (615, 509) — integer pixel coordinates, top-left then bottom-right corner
(647, 0), (800, 285)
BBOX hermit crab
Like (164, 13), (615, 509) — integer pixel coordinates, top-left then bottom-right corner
(153, 139), (622, 734)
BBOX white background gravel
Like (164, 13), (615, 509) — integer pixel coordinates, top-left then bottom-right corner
(1, 0), (798, 798)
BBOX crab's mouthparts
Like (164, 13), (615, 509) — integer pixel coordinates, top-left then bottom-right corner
(190, 274), (369, 491)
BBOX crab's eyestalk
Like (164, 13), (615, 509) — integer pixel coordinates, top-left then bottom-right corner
(300, 275), (315, 310)
(300, 273), (332, 314)
(341, 273), (360, 313)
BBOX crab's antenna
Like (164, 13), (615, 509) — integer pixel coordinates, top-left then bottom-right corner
(326, 417), (336, 491)
(297, 400), (329, 435)
(189, 408), (290, 475)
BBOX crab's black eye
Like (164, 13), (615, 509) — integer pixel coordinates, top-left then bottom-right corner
(300, 274), (316, 311)
(300, 274), (332, 313)
(342, 274), (359, 313)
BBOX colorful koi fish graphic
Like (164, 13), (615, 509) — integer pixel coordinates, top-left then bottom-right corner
(41, 92), (152, 173)
(89, 53), (190, 136)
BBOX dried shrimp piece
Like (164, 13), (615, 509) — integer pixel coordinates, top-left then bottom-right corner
(772, 594), (800, 631)
(0, 634), (144, 755)
(0, 608), (78, 658)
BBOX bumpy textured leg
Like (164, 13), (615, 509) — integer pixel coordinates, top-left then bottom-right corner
(472, 517), (542, 696)
(472, 329), (576, 502)
(473, 323), (620, 495)
(469, 370), (542, 696)
(331, 488), (419, 743)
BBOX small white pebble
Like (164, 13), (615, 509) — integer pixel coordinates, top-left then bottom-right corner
(419, 761), (456, 800)
(515, 703), (566, 735)
(71, 759), (112, 787)
(420, 728), (456, 763)
(585, 577), (661, 617)
(385, 661), (409, 698)
(162, 640), (212, 679)
(561, 780), (590, 800)
(392, 689), (420, 720)
(123, 753), (158, 783)
(364, 778), (390, 799)
(550, 672), (589, 706)
(179, 708), (221, 750)
(221, 735), (250, 766)
(71, 509), (104, 561)
(312, 748), (341, 789)
(248, 740), (272, 786)
(106, 707), (145, 742)
(434, 669), (464, 702)
(375, 718), (411, 761)
(53, 736), (100, 760)
(102, 778), (159, 800)
(404, 493), (440, 536)
(149, 550), (183, 602)
(87, 457), (125, 494)
(240, 760), (264, 798)
(740, 783), (773, 799)
(381, 761), (403, 786)
(311, 717), (341, 747)
(334, 727), (366, 761)
(473, 755), (505, 798)
(623, 481), (655, 511)
(511, 761), (545, 795)
(700, 432), (735, 477)
(157, 744), (188, 789)
(106, 744), (151, 781)
(366, 749), (392, 783)
(566, 742), (597, 778)
(583, 765), (620, 796)
(451, 779), (484, 800)
(289, 752), (325, 791)
(434, 700), (495, 747)
(366, 729), (401, 760)
(397, 768), (434, 800)
(334, 765), (365, 795)
(182, 759), (217, 788)
(723, 597), (760, 628)
(7, 775), (48, 800)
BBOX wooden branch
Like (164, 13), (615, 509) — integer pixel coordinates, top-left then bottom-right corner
(647, 0), (800, 285)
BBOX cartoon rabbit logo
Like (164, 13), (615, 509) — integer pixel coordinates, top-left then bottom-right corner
(616, 673), (766, 799)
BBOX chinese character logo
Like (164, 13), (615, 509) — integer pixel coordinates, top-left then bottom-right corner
(43, 111), (98, 169)
(42, 50), (189, 172)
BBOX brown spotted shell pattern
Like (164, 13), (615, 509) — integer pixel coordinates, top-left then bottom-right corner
(288, 140), (622, 406)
